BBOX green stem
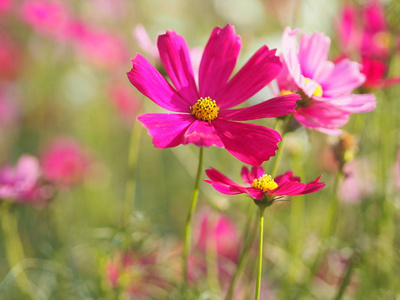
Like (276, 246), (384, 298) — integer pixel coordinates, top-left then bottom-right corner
(334, 254), (356, 300)
(181, 146), (204, 298)
(1, 203), (38, 299)
(255, 206), (266, 300)
(225, 204), (257, 300)
(122, 119), (142, 224)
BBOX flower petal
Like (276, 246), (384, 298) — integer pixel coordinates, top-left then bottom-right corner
(199, 24), (241, 100)
(205, 167), (248, 196)
(329, 94), (376, 113)
(319, 59), (365, 96)
(298, 32), (331, 80)
(157, 30), (199, 103)
(241, 166), (264, 185)
(213, 119), (281, 166)
(127, 54), (191, 112)
(300, 176), (326, 194)
(137, 113), (194, 148)
(219, 94), (299, 121)
(182, 120), (223, 147)
(281, 27), (302, 88)
(216, 46), (282, 109)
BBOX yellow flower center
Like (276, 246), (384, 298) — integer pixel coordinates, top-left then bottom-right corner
(191, 97), (220, 121)
(305, 78), (323, 97)
(374, 31), (391, 49)
(251, 174), (278, 192)
(280, 90), (294, 96)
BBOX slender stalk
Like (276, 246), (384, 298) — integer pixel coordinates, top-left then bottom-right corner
(334, 254), (356, 300)
(225, 204), (257, 300)
(1, 203), (39, 299)
(181, 146), (204, 298)
(255, 206), (266, 300)
(122, 120), (142, 224)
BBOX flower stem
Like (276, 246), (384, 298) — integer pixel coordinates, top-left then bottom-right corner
(255, 205), (266, 300)
(225, 203), (257, 300)
(1, 203), (38, 299)
(181, 146), (204, 298)
(122, 119), (142, 225)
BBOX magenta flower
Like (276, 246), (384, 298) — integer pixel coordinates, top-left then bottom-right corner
(108, 82), (141, 126)
(20, 0), (73, 41)
(205, 166), (325, 203)
(277, 27), (376, 135)
(0, 155), (51, 204)
(195, 209), (240, 263)
(41, 137), (91, 187)
(128, 24), (299, 166)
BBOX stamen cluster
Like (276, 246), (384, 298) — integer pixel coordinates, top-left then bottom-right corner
(191, 97), (220, 121)
(251, 174), (278, 191)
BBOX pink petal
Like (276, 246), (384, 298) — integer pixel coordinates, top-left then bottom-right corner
(216, 46), (281, 109)
(157, 30), (199, 103)
(205, 167), (248, 195)
(331, 94), (376, 113)
(206, 167), (245, 188)
(219, 94), (299, 121)
(273, 181), (306, 195)
(182, 120), (223, 147)
(127, 54), (191, 112)
(204, 181), (246, 196)
(199, 24), (241, 100)
(319, 59), (365, 96)
(137, 113), (194, 148)
(300, 176), (326, 194)
(298, 31), (331, 80)
(213, 119), (281, 166)
(245, 187), (264, 199)
(281, 27), (302, 88)
(240, 166), (264, 185)
(132, 24), (159, 60)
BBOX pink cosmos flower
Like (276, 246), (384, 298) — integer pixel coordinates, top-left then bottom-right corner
(69, 22), (128, 70)
(108, 82), (142, 126)
(128, 24), (299, 166)
(0, 155), (51, 204)
(277, 27), (376, 135)
(205, 166), (325, 202)
(0, 33), (22, 81)
(20, 0), (73, 41)
(195, 209), (240, 263)
(0, 0), (11, 15)
(41, 137), (90, 187)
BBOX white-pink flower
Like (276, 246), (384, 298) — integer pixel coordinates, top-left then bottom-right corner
(277, 27), (376, 135)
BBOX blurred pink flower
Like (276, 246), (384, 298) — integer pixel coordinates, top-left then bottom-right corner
(0, 155), (51, 204)
(20, 0), (73, 41)
(195, 209), (240, 263)
(69, 22), (128, 70)
(129, 24), (299, 166)
(0, 33), (23, 81)
(277, 27), (376, 135)
(108, 82), (141, 126)
(0, 0), (11, 14)
(337, 160), (374, 203)
(41, 137), (90, 187)
(335, 1), (400, 89)
(205, 166), (325, 201)
(105, 250), (171, 299)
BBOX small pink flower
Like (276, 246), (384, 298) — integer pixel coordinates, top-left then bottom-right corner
(20, 0), (73, 41)
(41, 137), (90, 187)
(69, 22), (128, 70)
(205, 166), (325, 202)
(0, 155), (51, 204)
(195, 209), (240, 263)
(0, 33), (22, 81)
(128, 24), (299, 166)
(108, 82), (141, 126)
(0, 0), (11, 15)
(277, 27), (376, 135)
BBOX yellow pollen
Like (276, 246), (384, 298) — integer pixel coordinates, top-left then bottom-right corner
(305, 78), (323, 97)
(280, 90), (294, 96)
(374, 31), (391, 49)
(251, 174), (278, 192)
(191, 97), (220, 121)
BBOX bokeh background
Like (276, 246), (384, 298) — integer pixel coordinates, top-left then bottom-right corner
(1, 0), (400, 299)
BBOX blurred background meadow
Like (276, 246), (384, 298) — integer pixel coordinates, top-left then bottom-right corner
(1, 0), (400, 299)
